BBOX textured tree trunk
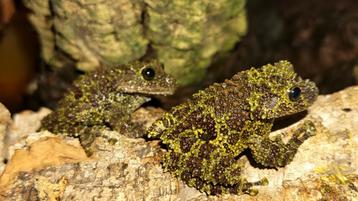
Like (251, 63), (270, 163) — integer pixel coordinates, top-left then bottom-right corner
(24, 0), (247, 86)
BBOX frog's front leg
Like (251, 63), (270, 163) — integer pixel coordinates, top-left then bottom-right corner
(249, 120), (316, 168)
(106, 110), (146, 138)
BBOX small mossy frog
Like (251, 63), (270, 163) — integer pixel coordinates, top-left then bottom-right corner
(41, 60), (176, 156)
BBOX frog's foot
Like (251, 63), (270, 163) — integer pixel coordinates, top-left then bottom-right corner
(115, 122), (146, 138)
(240, 177), (269, 195)
(97, 130), (120, 145)
(79, 130), (97, 157)
(82, 145), (94, 157)
(293, 120), (316, 142)
(129, 125), (146, 138)
(198, 177), (269, 195)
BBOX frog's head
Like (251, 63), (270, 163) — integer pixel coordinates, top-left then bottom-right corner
(115, 60), (176, 95)
(242, 60), (318, 120)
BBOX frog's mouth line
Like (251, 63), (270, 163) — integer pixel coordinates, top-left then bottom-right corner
(271, 110), (308, 132)
(141, 97), (163, 108)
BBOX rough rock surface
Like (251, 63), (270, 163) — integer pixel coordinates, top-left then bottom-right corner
(0, 103), (11, 172)
(0, 86), (358, 200)
(5, 108), (51, 162)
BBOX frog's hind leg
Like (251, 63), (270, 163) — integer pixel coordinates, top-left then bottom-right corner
(164, 150), (268, 195)
(207, 163), (268, 195)
(201, 153), (269, 195)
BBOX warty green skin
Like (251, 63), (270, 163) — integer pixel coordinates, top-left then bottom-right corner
(41, 60), (176, 156)
(148, 60), (318, 195)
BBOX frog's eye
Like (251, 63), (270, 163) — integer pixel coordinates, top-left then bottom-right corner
(288, 87), (301, 101)
(141, 66), (155, 80)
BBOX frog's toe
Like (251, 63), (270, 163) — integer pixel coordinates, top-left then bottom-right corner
(303, 120), (316, 137)
(299, 120), (317, 139)
(241, 177), (269, 195)
(245, 188), (259, 196)
(83, 146), (94, 157)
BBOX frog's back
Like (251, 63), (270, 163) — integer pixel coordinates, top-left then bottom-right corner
(148, 80), (257, 192)
(148, 80), (250, 150)
(42, 66), (135, 129)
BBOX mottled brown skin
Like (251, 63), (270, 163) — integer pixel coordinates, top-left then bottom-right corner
(148, 61), (318, 195)
(41, 60), (176, 156)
